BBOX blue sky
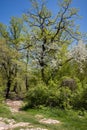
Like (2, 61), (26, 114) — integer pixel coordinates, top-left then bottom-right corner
(0, 0), (87, 33)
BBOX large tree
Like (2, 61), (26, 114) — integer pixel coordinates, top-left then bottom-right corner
(23, 0), (81, 83)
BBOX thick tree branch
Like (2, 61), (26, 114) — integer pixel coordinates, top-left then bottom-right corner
(18, 44), (32, 51)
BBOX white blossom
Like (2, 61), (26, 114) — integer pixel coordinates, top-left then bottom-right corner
(69, 40), (87, 73)
(69, 40), (87, 62)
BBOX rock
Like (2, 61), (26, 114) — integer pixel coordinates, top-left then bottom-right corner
(0, 117), (48, 130)
(39, 118), (60, 124)
(0, 121), (9, 130)
(10, 122), (30, 129)
(61, 78), (77, 91)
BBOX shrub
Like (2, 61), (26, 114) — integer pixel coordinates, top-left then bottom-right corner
(75, 87), (87, 110)
(71, 85), (87, 110)
(25, 80), (87, 110)
(25, 83), (48, 108)
(46, 88), (60, 107)
(58, 87), (72, 109)
(25, 83), (60, 108)
(81, 88), (87, 110)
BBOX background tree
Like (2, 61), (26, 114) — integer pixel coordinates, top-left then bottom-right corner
(0, 17), (27, 98)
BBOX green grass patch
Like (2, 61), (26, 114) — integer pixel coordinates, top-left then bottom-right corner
(20, 107), (87, 130)
(0, 103), (12, 118)
(0, 103), (87, 130)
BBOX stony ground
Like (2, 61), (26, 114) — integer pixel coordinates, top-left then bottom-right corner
(0, 100), (60, 130)
(6, 99), (23, 113)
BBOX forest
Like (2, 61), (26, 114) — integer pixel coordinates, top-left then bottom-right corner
(0, 0), (87, 111)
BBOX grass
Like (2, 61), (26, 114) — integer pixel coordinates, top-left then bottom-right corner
(0, 103), (12, 118)
(24, 107), (87, 130)
(0, 103), (87, 130)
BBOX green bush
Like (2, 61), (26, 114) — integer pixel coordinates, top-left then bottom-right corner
(71, 90), (82, 109)
(25, 83), (48, 108)
(75, 87), (87, 110)
(81, 88), (87, 110)
(25, 80), (87, 110)
(25, 82), (73, 109)
(58, 87), (72, 109)
(25, 83), (60, 108)
(71, 84), (87, 110)
(46, 88), (60, 107)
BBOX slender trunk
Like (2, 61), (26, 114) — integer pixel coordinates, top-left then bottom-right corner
(5, 79), (11, 99)
(13, 82), (18, 94)
(41, 67), (45, 82)
(25, 76), (28, 91)
(25, 50), (29, 91)
(40, 27), (46, 82)
(12, 64), (18, 93)
(40, 42), (46, 82)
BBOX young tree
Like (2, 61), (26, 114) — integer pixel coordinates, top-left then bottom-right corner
(0, 17), (27, 98)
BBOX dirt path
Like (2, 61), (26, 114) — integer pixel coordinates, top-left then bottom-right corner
(6, 99), (23, 113)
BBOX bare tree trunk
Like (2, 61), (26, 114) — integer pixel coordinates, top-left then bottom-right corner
(13, 82), (18, 94)
(25, 76), (29, 91)
(12, 64), (18, 93)
(5, 78), (11, 99)
(41, 67), (45, 82)
(25, 49), (29, 91)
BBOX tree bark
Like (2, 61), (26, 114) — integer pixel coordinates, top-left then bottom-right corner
(25, 76), (29, 91)
(5, 78), (11, 99)
(13, 82), (18, 94)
